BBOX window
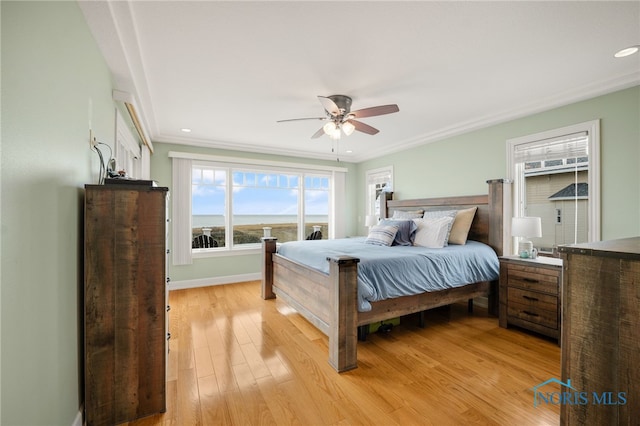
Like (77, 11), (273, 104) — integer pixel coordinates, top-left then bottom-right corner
(303, 174), (330, 238)
(170, 151), (346, 264)
(115, 109), (142, 178)
(365, 166), (393, 220)
(507, 120), (600, 254)
(191, 164), (330, 249)
(192, 165), (227, 246)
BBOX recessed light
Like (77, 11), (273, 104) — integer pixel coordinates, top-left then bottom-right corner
(181, 128), (192, 133)
(346, 150), (353, 153)
(614, 45), (639, 58)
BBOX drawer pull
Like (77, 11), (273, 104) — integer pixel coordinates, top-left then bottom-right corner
(523, 310), (539, 317)
(523, 278), (539, 283)
(522, 295), (539, 302)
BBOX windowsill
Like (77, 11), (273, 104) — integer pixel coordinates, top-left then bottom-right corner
(192, 246), (262, 259)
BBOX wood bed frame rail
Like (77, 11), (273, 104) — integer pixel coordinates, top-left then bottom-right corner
(262, 179), (511, 372)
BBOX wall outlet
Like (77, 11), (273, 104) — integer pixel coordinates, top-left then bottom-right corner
(89, 129), (97, 148)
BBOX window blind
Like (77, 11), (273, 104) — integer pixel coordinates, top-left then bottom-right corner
(513, 131), (588, 163)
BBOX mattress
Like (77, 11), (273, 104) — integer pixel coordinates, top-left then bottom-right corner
(277, 238), (500, 312)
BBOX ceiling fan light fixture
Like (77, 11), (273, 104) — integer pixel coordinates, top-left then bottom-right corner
(342, 121), (355, 136)
(323, 121), (341, 139)
(323, 121), (337, 134)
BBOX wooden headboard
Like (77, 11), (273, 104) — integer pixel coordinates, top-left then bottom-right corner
(380, 179), (511, 256)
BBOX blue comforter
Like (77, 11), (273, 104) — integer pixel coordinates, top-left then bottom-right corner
(277, 238), (499, 312)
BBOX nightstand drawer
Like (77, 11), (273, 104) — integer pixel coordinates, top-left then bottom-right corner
(507, 288), (558, 329)
(508, 288), (557, 315)
(506, 265), (558, 294)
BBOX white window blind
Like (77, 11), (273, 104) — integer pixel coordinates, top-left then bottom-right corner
(513, 132), (588, 163)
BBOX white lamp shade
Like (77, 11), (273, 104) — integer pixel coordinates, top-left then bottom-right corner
(322, 121), (340, 139)
(365, 215), (377, 227)
(511, 216), (542, 238)
(342, 121), (356, 136)
(323, 121), (337, 134)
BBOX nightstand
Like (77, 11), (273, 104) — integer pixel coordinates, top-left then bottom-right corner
(499, 256), (562, 342)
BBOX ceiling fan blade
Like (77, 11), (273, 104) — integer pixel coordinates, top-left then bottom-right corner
(351, 104), (399, 119)
(350, 119), (379, 135)
(311, 127), (325, 139)
(277, 117), (326, 123)
(317, 96), (340, 116)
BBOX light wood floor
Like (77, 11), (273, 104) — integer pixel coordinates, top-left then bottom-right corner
(125, 281), (561, 425)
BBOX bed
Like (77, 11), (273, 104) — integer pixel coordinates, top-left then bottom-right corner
(261, 179), (512, 372)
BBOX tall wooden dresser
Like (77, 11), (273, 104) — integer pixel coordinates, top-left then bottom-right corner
(84, 184), (169, 425)
(558, 237), (639, 425)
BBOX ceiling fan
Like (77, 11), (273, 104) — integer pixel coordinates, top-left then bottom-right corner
(277, 95), (399, 140)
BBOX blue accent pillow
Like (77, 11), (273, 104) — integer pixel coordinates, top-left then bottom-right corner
(379, 219), (418, 246)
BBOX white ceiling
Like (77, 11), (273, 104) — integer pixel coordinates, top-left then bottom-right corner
(80, 1), (640, 162)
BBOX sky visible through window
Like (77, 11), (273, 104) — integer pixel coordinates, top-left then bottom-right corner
(192, 168), (329, 216)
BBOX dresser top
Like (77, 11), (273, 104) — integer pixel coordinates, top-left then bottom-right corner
(558, 236), (640, 260)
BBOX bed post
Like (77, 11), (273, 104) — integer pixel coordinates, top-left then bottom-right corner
(486, 179), (512, 316)
(486, 179), (512, 257)
(379, 191), (393, 219)
(261, 237), (277, 300)
(327, 255), (359, 372)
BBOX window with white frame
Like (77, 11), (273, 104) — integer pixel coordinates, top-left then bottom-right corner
(191, 164), (330, 249)
(507, 120), (600, 254)
(170, 152), (346, 264)
(115, 109), (142, 178)
(365, 166), (393, 221)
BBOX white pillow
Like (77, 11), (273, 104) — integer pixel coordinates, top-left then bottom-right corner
(364, 225), (399, 246)
(413, 216), (456, 248)
(421, 210), (458, 246)
(392, 209), (424, 219)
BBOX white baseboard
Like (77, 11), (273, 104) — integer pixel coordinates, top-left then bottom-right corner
(168, 272), (261, 291)
(72, 407), (83, 426)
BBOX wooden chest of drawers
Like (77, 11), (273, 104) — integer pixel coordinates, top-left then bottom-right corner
(559, 237), (640, 425)
(498, 256), (562, 341)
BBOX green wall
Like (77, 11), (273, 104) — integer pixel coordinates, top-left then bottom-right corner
(356, 86), (640, 241)
(1, 1), (116, 424)
(1, 2), (638, 424)
(154, 87), (639, 285)
(150, 142), (358, 283)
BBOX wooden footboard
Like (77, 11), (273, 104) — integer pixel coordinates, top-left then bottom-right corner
(262, 238), (360, 372)
(261, 179), (511, 372)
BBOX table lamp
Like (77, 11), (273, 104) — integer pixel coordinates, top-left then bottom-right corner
(512, 216), (542, 258)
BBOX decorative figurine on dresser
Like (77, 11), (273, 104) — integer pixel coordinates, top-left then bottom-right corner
(84, 183), (169, 425)
(498, 255), (563, 342)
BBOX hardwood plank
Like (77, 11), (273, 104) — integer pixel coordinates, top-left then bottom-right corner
(123, 281), (560, 426)
(193, 346), (215, 378)
(174, 367), (201, 425)
(197, 375), (231, 425)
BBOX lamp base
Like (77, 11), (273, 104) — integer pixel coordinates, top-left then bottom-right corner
(518, 240), (533, 258)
